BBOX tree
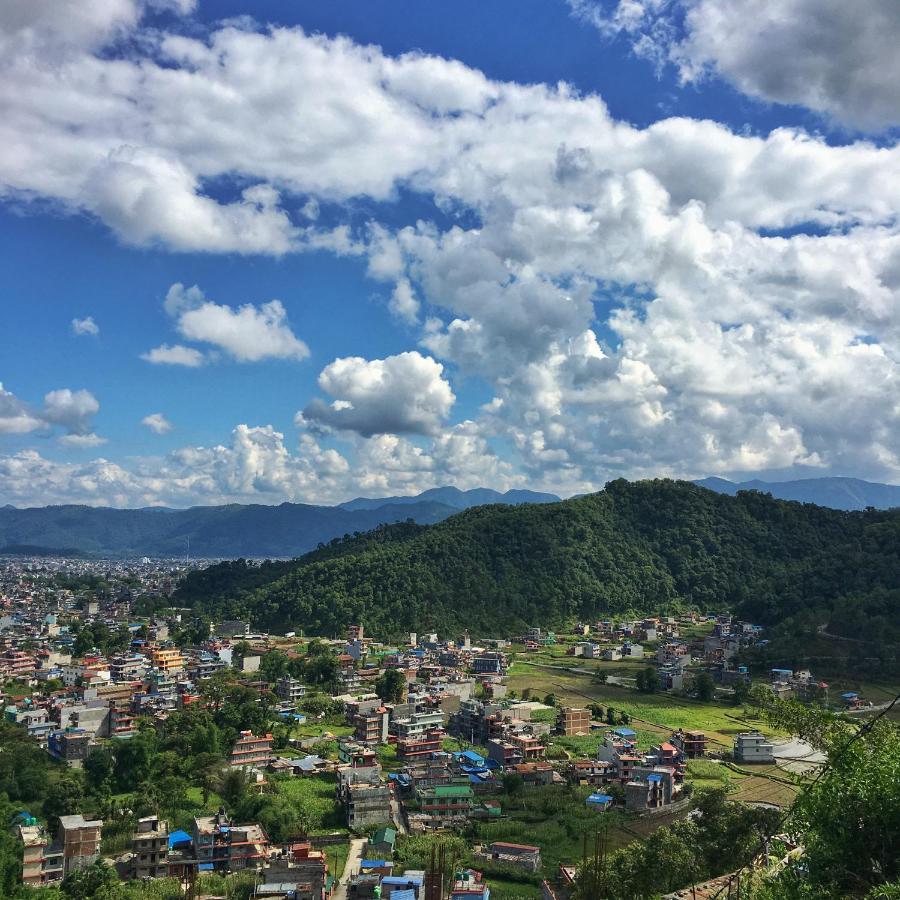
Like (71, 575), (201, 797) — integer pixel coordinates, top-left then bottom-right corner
(732, 678), (751, 706)
(605, 707), (617, 725)
(593, 670), (609, 684)
(259, 649), (290, 683)
(375, 668), (406, 704)
(61, 861), (123, 900)
(590, 703), (604, 719)
(218, 767), (252, 809)
(44, 774), (84, 834)
(543, 692), (557, 707)
(304, 653), (339, 691)
(195, 752), (226, 806)
(695, 671), (716, 702)
(502, 772), (524, 796)
(637, 666), (657, 694)
(83, 746), (115, 792)
(300, 693), (332, 718)
(758, 698), (900, 895)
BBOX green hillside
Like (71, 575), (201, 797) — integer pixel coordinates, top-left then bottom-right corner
(173, 480), (900, 674)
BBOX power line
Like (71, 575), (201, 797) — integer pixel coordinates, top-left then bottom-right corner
(708, 690), (900, 899)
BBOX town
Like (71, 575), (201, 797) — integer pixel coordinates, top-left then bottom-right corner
(0, 554), (885, 899)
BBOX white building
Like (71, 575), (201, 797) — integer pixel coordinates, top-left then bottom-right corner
(733, 731), (775, 764)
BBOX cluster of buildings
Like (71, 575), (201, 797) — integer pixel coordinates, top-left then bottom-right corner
(3, 556), (800, 899)
(559, 613), (768, 695)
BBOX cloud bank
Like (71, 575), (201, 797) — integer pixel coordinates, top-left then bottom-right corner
(0, 6), (898, 505)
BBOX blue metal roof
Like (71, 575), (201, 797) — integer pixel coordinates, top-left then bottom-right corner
(459, 750), (485, 764)
(389, 891), (416, 900)
(168, 829), (191, 848)
(613, 727), (636, 737)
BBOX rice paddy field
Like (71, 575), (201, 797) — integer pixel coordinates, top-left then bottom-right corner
(507, 660), (779, 750)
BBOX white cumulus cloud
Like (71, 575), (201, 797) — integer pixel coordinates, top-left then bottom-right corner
(72, 316), (99, 336)
(141, 413), (173, 434)
(569, 0), (900, 130)
(301, 352), (455, 437)
(153, 283), (309, 363)
(141, 344), (206, 367)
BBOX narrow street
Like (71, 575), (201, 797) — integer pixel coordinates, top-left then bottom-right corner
(332, 837), (367, 900)
(391, 795), (409, 836)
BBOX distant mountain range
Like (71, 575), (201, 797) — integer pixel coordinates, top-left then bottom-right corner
(338, 486), (559, 512)
(3, 477), (896, 558)
(0, 487), (559, 558)
(695, 476), (900, 510)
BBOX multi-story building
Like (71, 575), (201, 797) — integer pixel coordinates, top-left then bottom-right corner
(5, 705), (53, 742)
(262, 842), (328, 900)
(416, 784), (474, 825)
(556, 707), (590, 736)
(508, 733), (545, 760)
(47, 728), (93, 767)
(393, 709), (444, 740)
(733, 731), (775, 764)
(58, 814), (102, 875)
(131, 815), (169, 879)
(625, 768), (675, 811)
(230, 730), (274, 768)
(658, 665), (684, 691)
(149, 647), (185, 673)
(353, 706), (389, 745)
(397, 727), (445, 760)
(186, 651), (226, 682)
(275, 676), (307, 704)
(18, 824), (63, 887)
(108, 700), (136, 739)
(344, 781), (393, 830)
(0, 648), (38, 679)
(109, 652), (148, 682)
(193, 811), (269, 872)
(486, 739), (522, 768)
(472, 652), (505, 675)
(146, 668), (178, 700)
(671, 729), (707, 759)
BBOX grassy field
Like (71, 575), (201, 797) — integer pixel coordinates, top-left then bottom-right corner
(274, 772), (345, 833)
(322, 841), (351, 879)
(685, 759), (800, 807)
(470, 784), (684, 874)
(508, 661), (777, 749)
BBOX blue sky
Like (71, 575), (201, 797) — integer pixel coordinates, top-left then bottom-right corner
(0, 0), (898, 506)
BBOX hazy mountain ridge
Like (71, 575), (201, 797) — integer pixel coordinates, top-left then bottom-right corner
(0, 487), (557, 558)
(338, 486), (559, 511)
(696, 475), (900, 510)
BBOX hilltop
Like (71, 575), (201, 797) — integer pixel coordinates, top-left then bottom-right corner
(173, 480), (900, 672)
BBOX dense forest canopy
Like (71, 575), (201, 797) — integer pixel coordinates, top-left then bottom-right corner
(174, 480), (900, 671)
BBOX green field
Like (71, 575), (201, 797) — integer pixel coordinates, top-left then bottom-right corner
(274, 772), (345, 833)
(508, 661), (777, 749)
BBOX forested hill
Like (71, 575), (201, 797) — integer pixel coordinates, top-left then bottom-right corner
(174, 480), (900, 657)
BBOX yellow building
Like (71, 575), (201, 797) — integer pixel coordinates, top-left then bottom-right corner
(149, 647), (185, 673)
